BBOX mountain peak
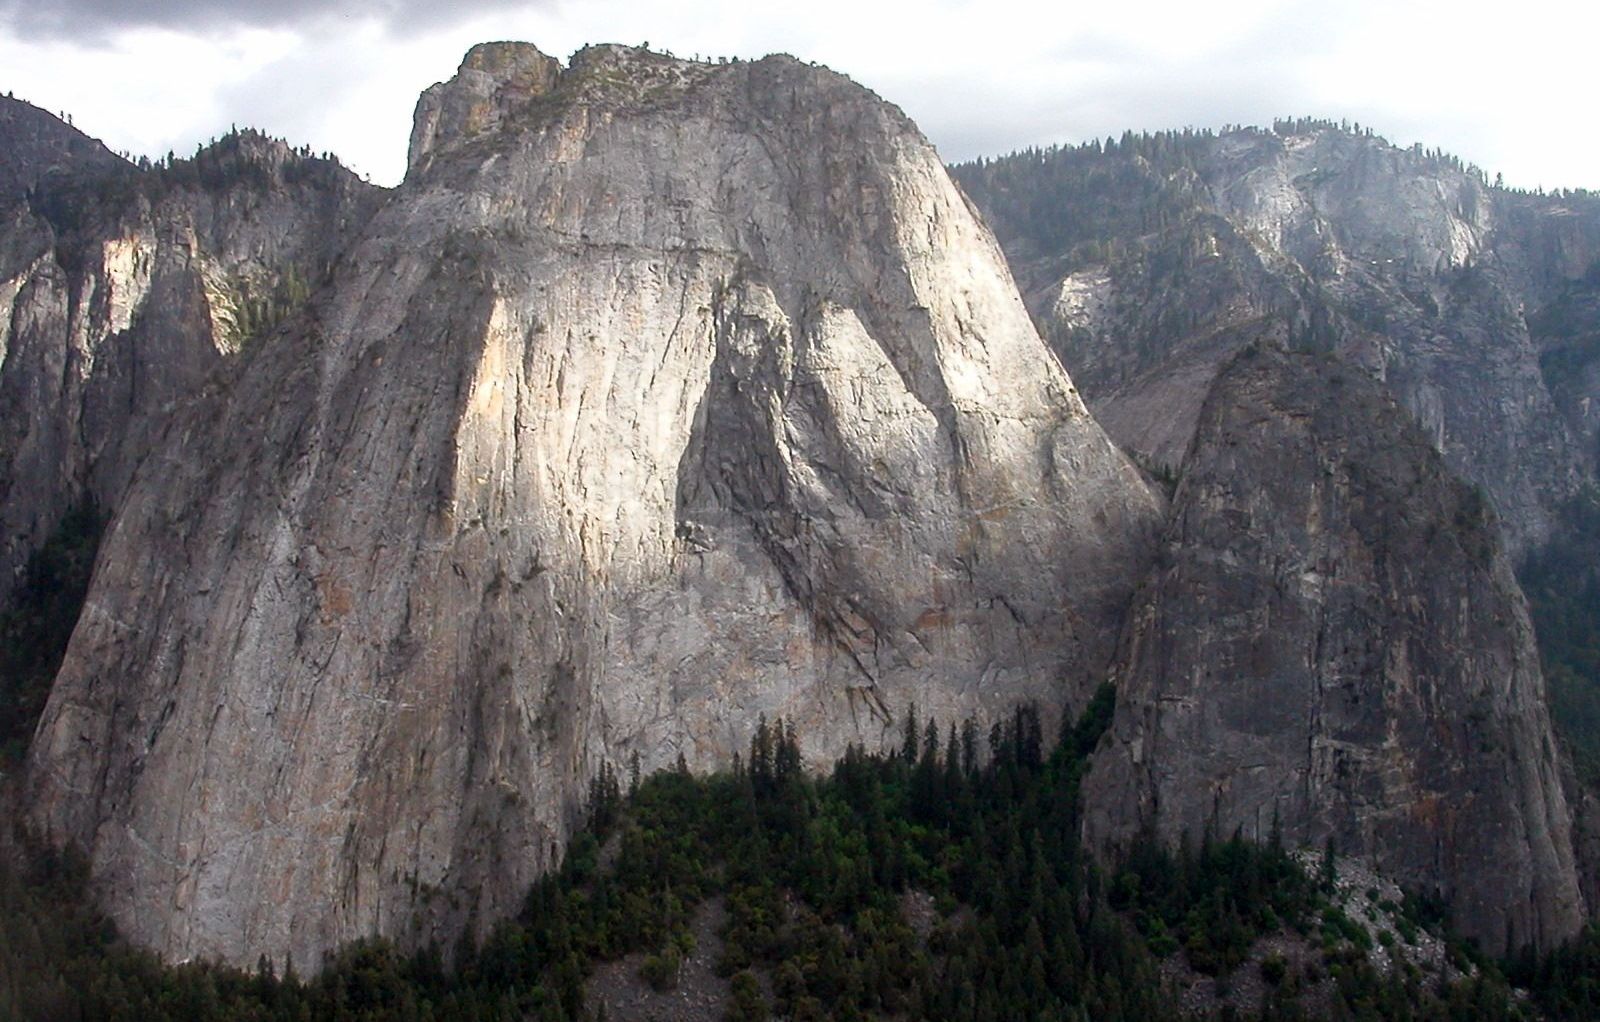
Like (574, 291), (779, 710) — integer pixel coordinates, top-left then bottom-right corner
(406, 40), (562, 178)
(405, 42), (855, 183)
(459, 39), (558, 77)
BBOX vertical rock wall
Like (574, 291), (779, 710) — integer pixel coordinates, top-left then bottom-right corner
(1083, 344), (1584, 953)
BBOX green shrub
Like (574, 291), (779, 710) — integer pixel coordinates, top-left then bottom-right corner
(1260, 953), (1288, 986)
(639, 947), (680, 991)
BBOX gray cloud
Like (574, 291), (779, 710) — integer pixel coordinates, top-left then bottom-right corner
(0, 0), (542, 42)
(3, 0), (1592, 192)
(908, 1), (1423, 168)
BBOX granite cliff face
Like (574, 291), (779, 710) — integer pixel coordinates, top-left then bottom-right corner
(0, 117), (381, 612)
(12, 56), (1592, 973)
(26, 43), (1161, 968)
(1082, 344), (1584, 953)
(957, 127), (1600, 555)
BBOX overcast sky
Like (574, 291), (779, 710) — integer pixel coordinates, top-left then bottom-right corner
(1, 0), (1594, 191)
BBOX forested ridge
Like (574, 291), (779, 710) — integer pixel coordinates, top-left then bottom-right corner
(6, 689), (1600, 1021)
(949, 119), (1595, 273)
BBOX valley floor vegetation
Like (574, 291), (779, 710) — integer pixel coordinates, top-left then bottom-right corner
(6, 690), (1600, 1022)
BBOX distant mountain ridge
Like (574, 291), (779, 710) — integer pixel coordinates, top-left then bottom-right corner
(955, 121), (1600, 556)
(959, 120), (1600, 951)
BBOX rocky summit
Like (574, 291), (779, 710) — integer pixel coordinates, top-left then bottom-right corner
(22, 43), (1160, 968)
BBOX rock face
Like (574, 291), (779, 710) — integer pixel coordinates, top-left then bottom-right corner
(407, 41), (562, 179)
(1498, 193), (1600, 480)
(956, 127), (1600, 555)
(1082, 343), (1585, 953)
(0, 126), (381, 610)
(27, 43), (1161, 969)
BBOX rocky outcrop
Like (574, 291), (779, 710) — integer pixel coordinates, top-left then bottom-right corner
(1082, 343), (1584, 954)
(407, 41), (562, 179)
(0, 127), (382, 610)
(956, 127), (1600, 555)
(26, 43), (1161, 969)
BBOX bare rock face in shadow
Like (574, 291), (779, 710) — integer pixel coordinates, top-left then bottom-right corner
(1083, 343), (1584, 954)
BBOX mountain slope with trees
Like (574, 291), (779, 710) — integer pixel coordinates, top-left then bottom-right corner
(9, 696), (1594, 1021)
